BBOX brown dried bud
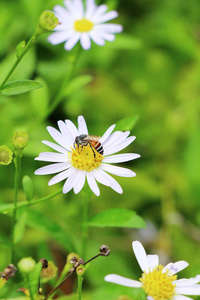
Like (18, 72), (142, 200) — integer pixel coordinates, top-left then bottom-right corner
(1, 264), (17, 280)
(70, 257), (78, 265)
(78, 258), (85, 265)
(39, 258), (48, 269)
(99, 245), (110, 256)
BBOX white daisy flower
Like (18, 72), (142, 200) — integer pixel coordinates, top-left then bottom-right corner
(105, 241), (200, 300)
(48, 0), (123, 50)
(34, 116), (140, 196)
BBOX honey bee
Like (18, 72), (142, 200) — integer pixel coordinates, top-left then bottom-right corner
(74, 134), (104, 157)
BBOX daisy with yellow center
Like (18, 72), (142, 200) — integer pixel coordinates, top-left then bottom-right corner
(34, 116), (140, 196)
(47, 0), (123, 50)
(105, 241), (200, 300)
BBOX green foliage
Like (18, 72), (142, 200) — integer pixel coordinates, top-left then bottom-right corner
(0, 0), (200, 299)
(0, 80), (43, 96)
(87, 208), (145, 229)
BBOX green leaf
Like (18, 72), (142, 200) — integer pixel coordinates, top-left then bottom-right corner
(14, 211), (27, 243)
(115, 115), (139, 131)
(0, 80), (43, 96)
(87, 208), (145, 229)
(22, 175), (34, 201)
(62, 75), (93, 97)
(29, 262), (42, 296)
(25, 210), (76, 253)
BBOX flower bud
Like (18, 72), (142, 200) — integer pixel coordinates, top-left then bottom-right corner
(0, 145), (13, 165)
(36, 11), (59, 36)
(18, 257), (36, 274)
(76, 265), (85, 276)
(41, 261), (58, 282)
(12, 132), (29, 151)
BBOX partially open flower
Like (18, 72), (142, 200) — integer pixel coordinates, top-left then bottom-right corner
(48, 0), (123, 50)
(35, 116), (140, 196)
(105, 241), (200, 300)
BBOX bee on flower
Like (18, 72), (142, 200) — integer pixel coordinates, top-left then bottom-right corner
(34, 116), (140, 196)
(48, 0), (123, 50)
(105, 241), (200, 300)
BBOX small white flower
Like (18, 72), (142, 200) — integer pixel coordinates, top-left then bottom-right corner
(105, 241), (200, 300)
(48, 0), (123, 50)
(34, 116), (140, 196)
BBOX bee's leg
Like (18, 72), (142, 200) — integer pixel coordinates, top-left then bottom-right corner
(89, 144), (96, 158)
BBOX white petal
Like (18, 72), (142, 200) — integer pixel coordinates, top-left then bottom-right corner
(92, 168), (123, 194)
(35, 152), (68, 163)
(48, 31), (73, 45)
(89, 31), (105, 46)
(86, 172), (100, 196)
(175, 286), (200, 295)
(147, 297), (154, 300)
(175, 276), (200, 286)
(34, 162), (70, 175)
(95, 23), (123, 33)
(103, 153), (140, 163)
(63, 170), (79, 193)
(48, 167), (75, 186)
(54, 5), (73, 21)
(65, 119), (79, 139)
(147, 255), (159, 271)
(64, 33), (81, 50)
(103, 131), (129, 150)
(164, 261), (189, 275)
(105, 136), (136, 156)
(57, 120), (74, 148)
(104, 274), (142, 288)
(173, 295), (194, 300)
(78, 115), (88, 135)
(100, 163), (136, 177)
(85, 0), (96, 19)
(80, 33), (91, 50)
(91, 4), (108, 22)
(73, 171), (86, 194)
(97, 31), (115, 42)
(132, 241), (149, 272)
(95, 11), (118, 23)
(100, 124), (116, 144)
(47, 126), (69, 149)
(64, 0), (83, 18)
(42, 140), (67, 154)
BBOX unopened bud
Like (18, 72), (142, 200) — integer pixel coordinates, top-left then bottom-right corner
(18, 257), (36, 274)
(76, 265), (85, 276)
(12, 132), (29, 151)
(36, 11), (59, 36)
(99, 245), (110, 256)
(41, 261), (58, 282)
(67, 253), (80, 265)
(39, 258), (48, 269)
(17, 287), (30, 296)
(0, 145), (13, 165)
(1, 264), (17, 280)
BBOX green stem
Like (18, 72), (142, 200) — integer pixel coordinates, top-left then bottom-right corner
(81, 189), (91, 258)
(0, 34), (37, 89)
(1, 188), (62, 214)
(77, 275), (83, 300)
(39, 45), (82, 121)
(10, 154), (21, 263)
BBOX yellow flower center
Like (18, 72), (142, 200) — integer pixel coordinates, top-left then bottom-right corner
(74, 18), (94, 32)
(140, 265), (177, 300)
(69, 145), (103, 172)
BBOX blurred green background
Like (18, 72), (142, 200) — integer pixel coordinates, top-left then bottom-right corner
(0, 0), (200, 299)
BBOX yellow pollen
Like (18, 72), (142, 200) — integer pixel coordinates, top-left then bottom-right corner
(140, 265), (177, 300)
(69, 144), (103, 172)
(74, 18), (94, 32)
